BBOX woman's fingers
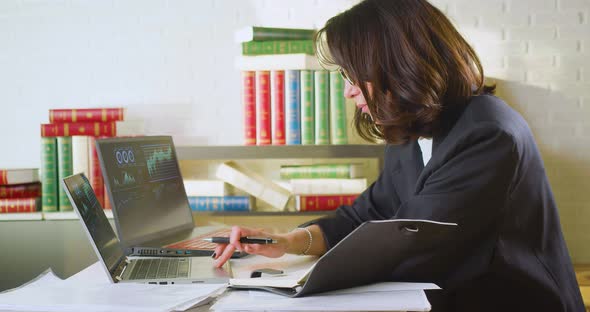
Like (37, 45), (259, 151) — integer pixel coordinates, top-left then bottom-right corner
(214, 243), (235, 268)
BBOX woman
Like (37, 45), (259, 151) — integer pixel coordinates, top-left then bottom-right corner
(214, 0), (584, 311)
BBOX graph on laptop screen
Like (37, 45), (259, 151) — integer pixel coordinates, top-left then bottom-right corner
(64, 174), (124, 272)
(98, 137), (193, 245)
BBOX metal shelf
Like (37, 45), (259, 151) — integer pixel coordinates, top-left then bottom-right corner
(176, 144), (385, 161)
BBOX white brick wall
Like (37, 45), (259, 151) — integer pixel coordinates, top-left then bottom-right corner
(0, 0), (588, 261)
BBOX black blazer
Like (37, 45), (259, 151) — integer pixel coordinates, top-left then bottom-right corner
(315, 95), (584, 311)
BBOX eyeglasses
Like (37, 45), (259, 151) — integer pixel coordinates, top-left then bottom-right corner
(338, 67), (355, 86)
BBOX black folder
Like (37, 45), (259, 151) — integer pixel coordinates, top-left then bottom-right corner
(229, 219), (458, 297)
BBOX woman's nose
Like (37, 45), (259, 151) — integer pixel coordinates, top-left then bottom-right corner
(343, 81), (359, 99)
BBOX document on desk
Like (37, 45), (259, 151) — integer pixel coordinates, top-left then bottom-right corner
(212, 282), (438, 311)
(0, 262), (227, 312)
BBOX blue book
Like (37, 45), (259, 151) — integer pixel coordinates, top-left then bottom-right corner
(188, 196), (251, 212)
(285, 70), (301, 145)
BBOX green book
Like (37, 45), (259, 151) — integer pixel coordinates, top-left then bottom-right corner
(314, 70), (330, 145)
(242, 40), (314, 55)
(235, 26), (316, 42)
(41, 137), (58, 212)
(57, 137), (73, 211)
(329, 71), (348, 144)
(280, 164), (364, 179)
(300, 70), (315, 145)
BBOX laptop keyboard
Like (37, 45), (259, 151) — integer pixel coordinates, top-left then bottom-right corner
(128, 258), (190, 280)
(164, 228), (232, 250)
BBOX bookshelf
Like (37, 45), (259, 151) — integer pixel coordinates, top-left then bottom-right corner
(177, 144), (385, 214)
(176, 144), (385, 168)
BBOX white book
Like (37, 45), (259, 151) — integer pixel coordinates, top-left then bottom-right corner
(0, 168), (39, 185)
(72, 136), (90, 177)
(115, 120), (145, 136)
(215, 161), (291, 210)
(183, 180), (227, 197)
(290, 178), (367, 195)
(235, 54), (323, 71)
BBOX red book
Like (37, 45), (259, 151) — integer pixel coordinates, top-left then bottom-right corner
(41, 122), (117, 137)
(243, 71), (257, 146)
(271, 70), (286, 145)
(256, 71), (272, 145)
(103, 184), (112, 210)
(0, 183), (42, 199)
(296, 194), (358, 211)
(88, 137), (105, 207)
(50, 108), (125, 123)
(0, 197), (40, 213)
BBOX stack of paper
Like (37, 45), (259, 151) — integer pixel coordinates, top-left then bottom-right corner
(0, 262), (227, 312)
(212, 282), (438, 311)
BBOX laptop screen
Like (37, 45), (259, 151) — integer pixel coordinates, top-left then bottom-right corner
(96, 136), (193, 246)
(63, 174), (125, 273)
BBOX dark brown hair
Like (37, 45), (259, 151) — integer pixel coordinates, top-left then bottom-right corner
(315, 0), (495, 144)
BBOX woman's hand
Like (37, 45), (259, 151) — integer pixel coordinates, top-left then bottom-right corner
(213, 226), (289, 268)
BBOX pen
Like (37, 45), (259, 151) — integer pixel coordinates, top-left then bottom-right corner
(202, 236), (278, 244)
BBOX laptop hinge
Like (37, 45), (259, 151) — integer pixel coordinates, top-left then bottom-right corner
(112, 257), (131, 282)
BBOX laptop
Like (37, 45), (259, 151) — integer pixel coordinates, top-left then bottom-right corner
(95, 135), (244, 258)
(62, 173), (231, 284)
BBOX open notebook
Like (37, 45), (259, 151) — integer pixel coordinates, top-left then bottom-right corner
(229, 219), (458, 297)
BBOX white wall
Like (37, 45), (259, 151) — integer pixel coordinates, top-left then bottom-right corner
(0, 0), (589, 261)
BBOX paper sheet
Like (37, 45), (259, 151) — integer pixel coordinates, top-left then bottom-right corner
(0, 262), (227, 312)
(211, 288), (432, 311)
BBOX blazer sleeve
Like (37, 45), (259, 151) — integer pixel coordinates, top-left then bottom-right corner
(394, 125), (517, 236)
(313, 145), (403, 249)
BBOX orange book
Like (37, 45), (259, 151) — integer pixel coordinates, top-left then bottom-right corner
(256, 71), (272, 145)
(271, 70), (286, 145)
(50, 108), (125, 123)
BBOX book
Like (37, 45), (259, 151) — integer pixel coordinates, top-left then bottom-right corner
(72, 136), (90, 178)
(235, 54), (322, 71)
(183, 180), (228, 197)
(295, 194), (358, 211)
(0, 183), (42, 199)
(188, 196), (252, 212)
(40, 120), (143, 137)
(103, 184), (112, 210)
(0, 169), (39, 185)
(285, 70), (301, 145)
(215, 161), (291, 210)
(329, 71), (348, 144)
(280, 164), (364, 179)
(235, 26), (315, 42)
(49, 108), (125, 123)
(0, 197), (41, 213)
(242, 71), (257, 145)
(242, 40), (314, 56)
(300, 70), (315, 145)
(270, 70), (286, 145)
(256, 71), (272, 145)
(229, 219), (457, 298)
(88, 137), (105, 207)
(314, 70), (330, 145)
(289, 178), (367, 195)
(57, 137), (73, 211)
(41, 138), (58, 212)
